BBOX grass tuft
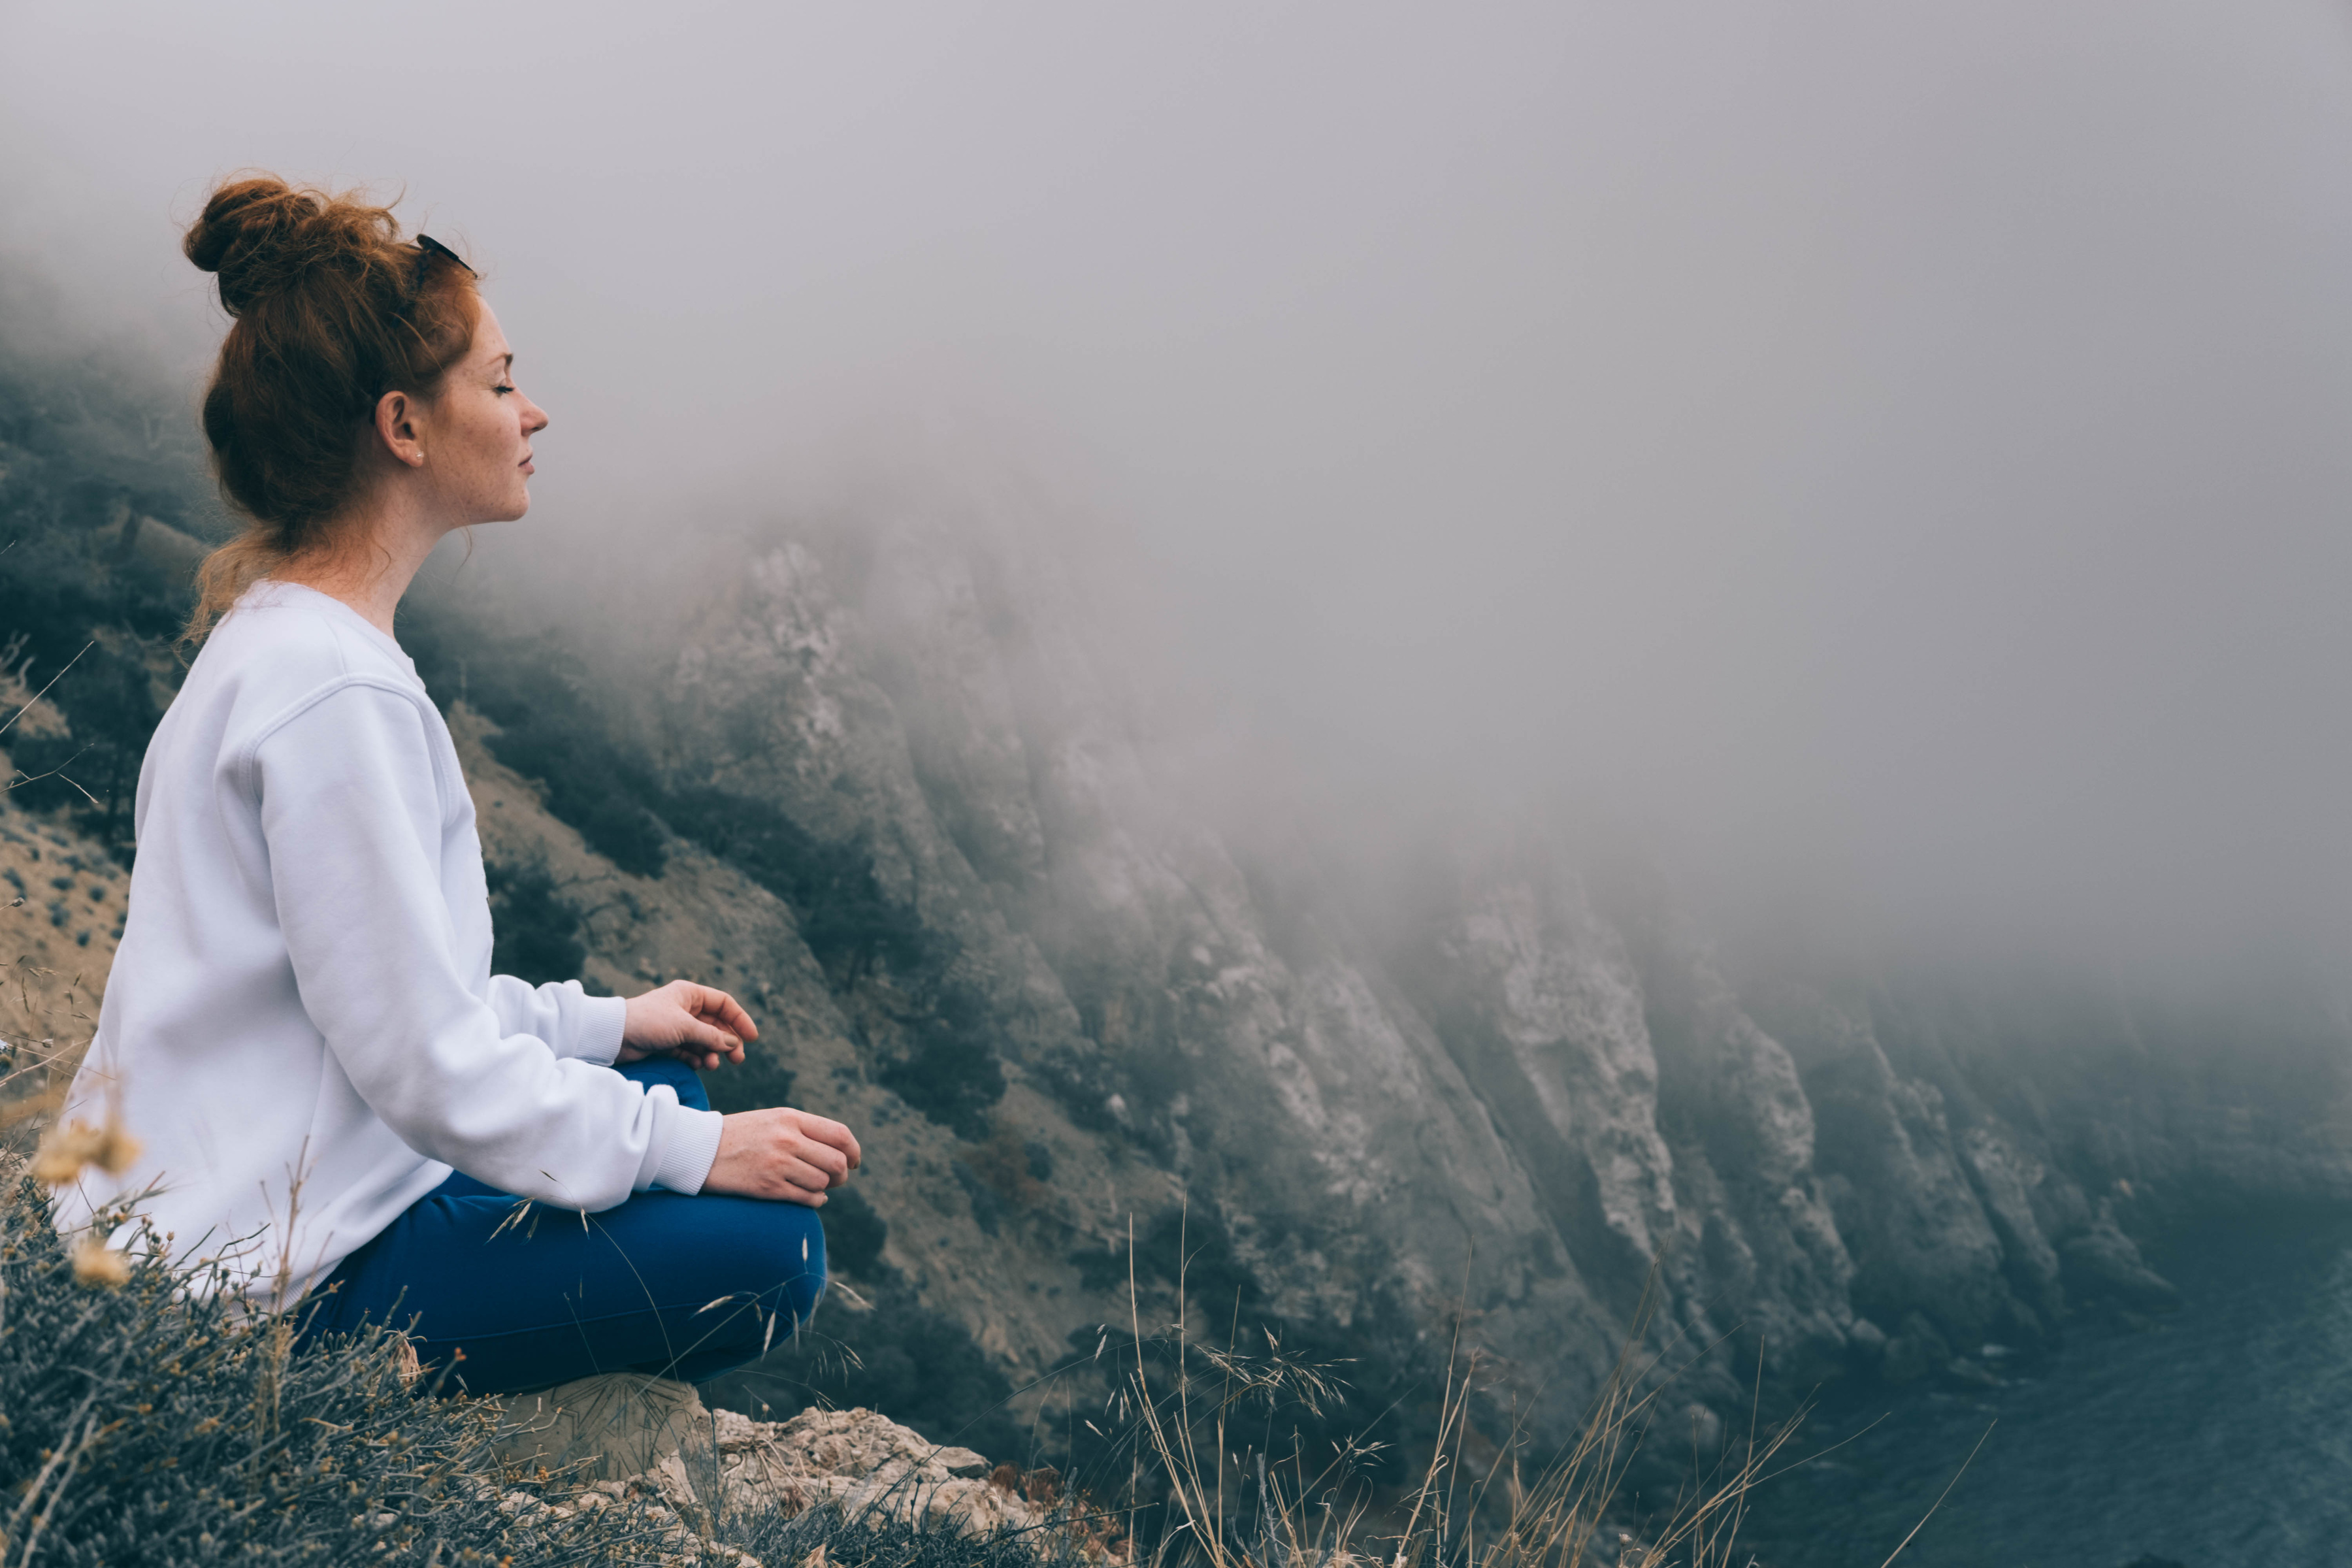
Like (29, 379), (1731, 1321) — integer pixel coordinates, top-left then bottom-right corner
(1062, 1258), (1809, 1568)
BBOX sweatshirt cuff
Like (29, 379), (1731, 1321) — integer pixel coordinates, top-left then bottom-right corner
(645, 1104), (725, 1195)
(572, 993), (627, 1066)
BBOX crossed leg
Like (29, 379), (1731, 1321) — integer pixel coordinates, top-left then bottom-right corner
(296, 1059), (826, 1394)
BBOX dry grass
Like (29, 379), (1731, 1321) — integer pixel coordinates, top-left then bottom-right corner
(0, 923), (98, 1168)
(1094, 1226), (1811, 1568)
(1, 646), (120, 1167)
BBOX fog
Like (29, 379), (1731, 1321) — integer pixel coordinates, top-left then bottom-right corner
(8, 2), (2352, 982)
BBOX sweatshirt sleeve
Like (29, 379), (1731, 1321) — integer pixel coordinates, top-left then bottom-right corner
(485, 975), (627, 1066)
(254, 680), (722, 1206)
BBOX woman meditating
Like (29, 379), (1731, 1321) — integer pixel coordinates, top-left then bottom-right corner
(50, 174), (860, 1396)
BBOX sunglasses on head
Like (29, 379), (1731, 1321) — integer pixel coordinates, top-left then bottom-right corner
(414, 233), (476, 277)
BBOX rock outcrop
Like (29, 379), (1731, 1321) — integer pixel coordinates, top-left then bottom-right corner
(489, 1375), (1086, 1561)
(708, 1405), (1042, 1539)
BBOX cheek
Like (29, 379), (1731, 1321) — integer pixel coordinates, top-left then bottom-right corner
(466, 406), (521, 465)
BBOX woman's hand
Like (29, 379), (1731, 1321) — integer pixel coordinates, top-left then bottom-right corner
(704, 1107), (862, 1205)
(619, 980), (757, 1071)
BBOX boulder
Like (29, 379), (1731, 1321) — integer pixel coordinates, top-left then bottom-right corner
(2058, 1202), (2182, 1313)
(1878, 1311), (1952, 1386)
(491, 1372), (716, 1494)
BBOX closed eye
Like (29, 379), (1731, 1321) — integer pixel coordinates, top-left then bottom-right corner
(494, 383), (515, 395)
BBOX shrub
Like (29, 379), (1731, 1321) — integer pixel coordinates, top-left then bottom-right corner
(484, 855), (587, 987)
(669, 789), (941, 988)
(5, 643), (160, 864)
(819, 1184), (889, 1277)
(0, 1169), (560, 1565)
(874, 987), (1009, 1142)
(412, 621), (670, 879)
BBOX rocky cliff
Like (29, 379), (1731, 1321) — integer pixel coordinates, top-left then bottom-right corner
(408, 506), (2352, 1477)
(10, 325), (2352, 1487)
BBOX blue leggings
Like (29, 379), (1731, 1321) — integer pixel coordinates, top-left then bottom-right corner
(295, 1059), (825, 1395)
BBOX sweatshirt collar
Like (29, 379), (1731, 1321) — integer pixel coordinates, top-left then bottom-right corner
(242, 580), (423, 683)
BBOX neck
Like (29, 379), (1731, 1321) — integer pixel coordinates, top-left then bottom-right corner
(280, 490), (452, 638)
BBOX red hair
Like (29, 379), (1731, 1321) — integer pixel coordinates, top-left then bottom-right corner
(182, 174), (480, 638)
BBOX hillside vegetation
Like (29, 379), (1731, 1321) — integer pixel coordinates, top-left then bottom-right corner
(8, 300), (2352, 1539)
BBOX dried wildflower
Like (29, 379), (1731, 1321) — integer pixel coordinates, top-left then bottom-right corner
(70, 1234), (131, 1288)
(391, 1334), (421, 1388)
(29, 1116), (142, 1186)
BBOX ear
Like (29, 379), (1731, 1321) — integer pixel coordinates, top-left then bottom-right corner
(373, 389), (428, 468)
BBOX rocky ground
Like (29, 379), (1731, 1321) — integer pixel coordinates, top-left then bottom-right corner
(481, 1378), (1110, 1567)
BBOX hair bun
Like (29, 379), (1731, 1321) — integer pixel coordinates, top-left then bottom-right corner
(180, 170), (480, 638)
(183, 176), (401, 316)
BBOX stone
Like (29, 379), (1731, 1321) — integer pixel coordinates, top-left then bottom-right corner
(1941, 1356), (2002, 1390)
(706, 1406), (1060, 1541)
(2058, 1202), (2182, 1313)
(489, 1373), (717, 1493)
(1878, 1312), (1953, 1386)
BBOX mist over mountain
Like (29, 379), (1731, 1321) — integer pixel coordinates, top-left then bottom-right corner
(12, 7), (2352, 1541)
(12, 3), (2352, 987)
(10, 315), (2352, 1518)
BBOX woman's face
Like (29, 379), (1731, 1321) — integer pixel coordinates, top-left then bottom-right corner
(425, 301), (549, 524)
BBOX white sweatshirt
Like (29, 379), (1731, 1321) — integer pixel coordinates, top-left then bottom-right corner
(52, 581), (723, 1303)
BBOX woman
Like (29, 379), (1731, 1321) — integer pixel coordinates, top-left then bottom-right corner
(50, 176), (860, 1396)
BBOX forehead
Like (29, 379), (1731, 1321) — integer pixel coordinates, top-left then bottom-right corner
(465, 301), (512, 365)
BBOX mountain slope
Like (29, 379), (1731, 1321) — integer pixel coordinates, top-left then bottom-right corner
(440, 507), (2352, 1466)
(9, 323), (2352, 1487)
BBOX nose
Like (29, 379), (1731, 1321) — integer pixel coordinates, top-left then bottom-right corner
(523, 394), (549, 435)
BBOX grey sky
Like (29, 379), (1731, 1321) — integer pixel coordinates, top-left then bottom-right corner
(7, 3), (2352, 978)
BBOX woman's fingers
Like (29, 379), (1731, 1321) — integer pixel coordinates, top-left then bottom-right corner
(677, 981), (757, 1041)
(783, 1132), (850, 1186)
(708, 1107), (863, 1201)
(772, 1150), (838, 1191)
(786, 1109), (861, 1171)
(679, 985), (751, 1062)
(683, 1017), (745, 1063)
(624, 981), (757, 1068)
(700, 987), (759, 1043)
